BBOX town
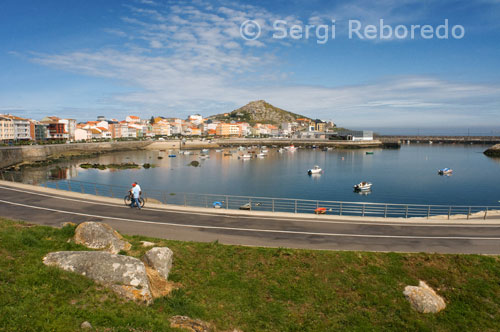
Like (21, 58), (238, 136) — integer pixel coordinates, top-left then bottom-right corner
(0, 113), (374, 144)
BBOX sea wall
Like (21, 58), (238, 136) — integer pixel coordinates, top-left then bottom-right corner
(0, 141), (151, 169)
(484, 144), (500, 157)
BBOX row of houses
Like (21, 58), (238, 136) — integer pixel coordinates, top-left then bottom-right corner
(2, 113), (359, 143)
(0, 115), (76, 142)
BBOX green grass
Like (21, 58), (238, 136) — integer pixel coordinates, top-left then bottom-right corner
(0, 218), (499, 332)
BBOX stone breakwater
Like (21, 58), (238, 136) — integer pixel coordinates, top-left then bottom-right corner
(484, 144), (500, 157)
(0, 141), (151, 169)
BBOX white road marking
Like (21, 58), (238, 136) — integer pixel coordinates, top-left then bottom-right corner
(1, 185), (498, 228)
(1, 199), (500, 240)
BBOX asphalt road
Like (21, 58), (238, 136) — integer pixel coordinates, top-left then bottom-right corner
(1, 183), (500, 254)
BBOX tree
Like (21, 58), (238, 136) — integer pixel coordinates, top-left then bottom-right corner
(150, 116), (155, 125)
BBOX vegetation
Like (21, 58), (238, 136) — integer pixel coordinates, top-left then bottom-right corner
(1, 217), (499, 331)
(79, 163), (144, 170)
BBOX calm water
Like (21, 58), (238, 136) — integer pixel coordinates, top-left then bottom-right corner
(18, 144), (500, 206)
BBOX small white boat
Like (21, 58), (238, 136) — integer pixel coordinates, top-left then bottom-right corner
(215, 149), (222, 152)
(354, 182), (372, 191)
(183, 151), (191, 155)
(199, 154), (209, 159)
(438, 168), (453, 175)
(285, 145), (297, 151)
(261, 149), (268, 153)
(278, 148), (285, 153)
(239, 154), (252, 159)
(308, 165), (322, 174)
(257, 153), (266, 158)
(201, 149), (209, 153)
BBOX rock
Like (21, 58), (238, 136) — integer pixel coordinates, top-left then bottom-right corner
(403, 281), (446, 313)
(80, 321), (93, 329)
(43, 251), (152, 304)
(484, 144), (500, 157)
(141, 241), (156, 247)
(145, 266), (176, 298)
(74, 222), (131, 254)
(142, 247), (173, 280)
(169, 316), (213, 332)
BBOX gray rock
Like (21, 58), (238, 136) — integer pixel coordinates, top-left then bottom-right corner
(142, 247), (173, 280)
(43, 251), (152, 304)
(74, 222), (131, 254)
(403, 281), (446, 313)
(80, 321), (93, 329)
(141, 241), (156, 247)
(169, 315), (213, 332)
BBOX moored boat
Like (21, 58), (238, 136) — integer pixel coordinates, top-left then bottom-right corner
(308, 165), (322, 174)
(438, 168), (453, 175)
(354, 182), (372, 191)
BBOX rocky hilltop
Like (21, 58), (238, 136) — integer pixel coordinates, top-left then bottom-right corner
(484, 144), (500, 157)
(209, 100), (310, 125)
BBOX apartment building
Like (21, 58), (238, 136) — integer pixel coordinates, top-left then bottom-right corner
(0, 115), (15, 142)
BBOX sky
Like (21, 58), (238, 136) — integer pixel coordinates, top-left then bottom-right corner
(0, 0), (499, 134)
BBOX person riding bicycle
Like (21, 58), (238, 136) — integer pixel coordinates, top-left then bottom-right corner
(129, 182), (142, 209)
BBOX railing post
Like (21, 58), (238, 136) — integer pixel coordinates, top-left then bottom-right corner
(56, 182), (59, 190)
(67, 180), (72, 191)
(109, 185), (113, 197)
(80, 183), (84, 193)
(405, 205), (408, 219)
(448, 206), (451, 220)
(226, 196), (229, 209)
(10, 173), (14, 182)
(294, 200), (297, 213)
(467, 207), (471, 220)
(1, 171), (4, 181)
(484, 207), (488, 220)
(384, 204), (387, 218)
(95, 184), (98, 196)
(362, 204), (365, 216)
(163, 192), (167, 204)
(205, 195), (208, 208)
(249, 198), (252, 211)
(272, 199), (275, 212)
(316, 201), (319, 209)
(184, 193), (187, 206)
(427, 206), (431, 219)
(339, 203), (343, 216)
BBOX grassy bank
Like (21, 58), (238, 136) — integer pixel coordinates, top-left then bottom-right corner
(0, 218), (499, 331)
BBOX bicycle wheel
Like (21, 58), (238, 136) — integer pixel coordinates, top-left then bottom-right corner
(139, 197), (145, 208)
(124, 195), (132, 206)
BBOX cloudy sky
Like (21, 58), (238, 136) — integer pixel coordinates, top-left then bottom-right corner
(1, 0), (499, 133)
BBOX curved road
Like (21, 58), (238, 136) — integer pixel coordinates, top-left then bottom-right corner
(1, 182), (500, 254)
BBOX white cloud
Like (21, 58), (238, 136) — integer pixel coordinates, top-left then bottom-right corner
(25, 0), (500, 127)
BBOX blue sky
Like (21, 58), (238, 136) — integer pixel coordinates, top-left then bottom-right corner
(1, 0), (499, 133)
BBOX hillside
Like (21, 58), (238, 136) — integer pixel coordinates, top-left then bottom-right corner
(209, 100), (311, 125)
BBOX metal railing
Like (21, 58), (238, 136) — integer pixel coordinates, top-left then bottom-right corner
(0, 171), (498, 220)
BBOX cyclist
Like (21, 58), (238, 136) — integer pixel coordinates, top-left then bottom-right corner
(129, 183), (142, 210)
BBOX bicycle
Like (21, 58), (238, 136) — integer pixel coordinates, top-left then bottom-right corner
(124, 192), (145, 208)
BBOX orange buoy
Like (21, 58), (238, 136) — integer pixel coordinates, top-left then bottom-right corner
(315, 207), (327, 214)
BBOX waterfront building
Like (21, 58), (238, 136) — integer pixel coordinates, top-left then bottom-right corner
(126, 115), (140, 123)
(188, 114), (203, 125)
(75, 128), (91, 141)
(33, 121), (48, 142)
(4, 115), (33, 141)
(216, 123), (240, 136)
(0, 115), (15, 142)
